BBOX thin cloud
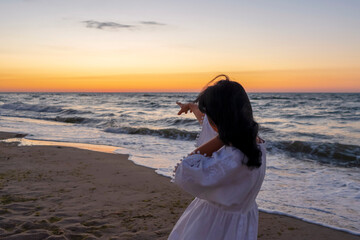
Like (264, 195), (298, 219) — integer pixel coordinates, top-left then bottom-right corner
(82, 20), (167, 31)
(82, 20), (135, 30)
(140, 21), (166, 26)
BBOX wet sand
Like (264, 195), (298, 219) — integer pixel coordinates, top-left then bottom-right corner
(0, 131), (359, 240)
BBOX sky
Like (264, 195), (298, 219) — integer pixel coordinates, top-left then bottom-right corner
(0, 0), (359, 92)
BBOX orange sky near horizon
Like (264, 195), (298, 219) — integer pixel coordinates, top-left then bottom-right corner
(1, 1), (359, 93)
(1, 69), (359, 92)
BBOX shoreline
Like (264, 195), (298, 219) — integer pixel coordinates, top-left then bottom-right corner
(0, 131), (359, 239)
(2, 132), (360, 236)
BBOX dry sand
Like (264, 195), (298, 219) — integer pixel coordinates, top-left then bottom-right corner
(0, 131), (359, 240)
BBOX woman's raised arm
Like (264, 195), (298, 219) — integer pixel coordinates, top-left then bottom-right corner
(176, 101), (205, 124)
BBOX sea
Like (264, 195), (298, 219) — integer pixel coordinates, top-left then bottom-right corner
(0, 92), (359, 235)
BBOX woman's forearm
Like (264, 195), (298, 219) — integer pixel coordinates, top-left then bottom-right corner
(177, 101), (204, 124)
(191, 136), (224, 157)
(188, 103), (205, 124)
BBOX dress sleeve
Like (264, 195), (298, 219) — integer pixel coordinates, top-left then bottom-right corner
(172, 147), (246, 200)
(195, 114), (218, 147)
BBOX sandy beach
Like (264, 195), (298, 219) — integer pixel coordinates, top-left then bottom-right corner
(0, 131), (359, 240)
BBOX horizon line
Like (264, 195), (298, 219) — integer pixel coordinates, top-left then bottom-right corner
(0, 91), (359, 94)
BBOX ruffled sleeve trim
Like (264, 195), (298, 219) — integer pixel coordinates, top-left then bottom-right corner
(172, 147), (246, 197)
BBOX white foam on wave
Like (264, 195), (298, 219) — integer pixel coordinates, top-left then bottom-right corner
(1, 101), (64, 113)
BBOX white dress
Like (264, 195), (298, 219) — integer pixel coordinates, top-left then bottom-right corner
(169, 115), (266, 240)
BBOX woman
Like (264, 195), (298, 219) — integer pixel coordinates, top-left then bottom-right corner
(169, 75), (266, 240)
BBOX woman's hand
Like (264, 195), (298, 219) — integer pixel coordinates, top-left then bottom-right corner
(176, 101), (204, 124)
(176, 101), (194, 115)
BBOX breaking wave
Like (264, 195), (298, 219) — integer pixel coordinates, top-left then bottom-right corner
(0, 102), (91, 114)
(269, 141), (360, 167)
(104, 126), (198, 140)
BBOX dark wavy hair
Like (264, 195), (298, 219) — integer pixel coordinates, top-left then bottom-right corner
(195, 74), (262, 168)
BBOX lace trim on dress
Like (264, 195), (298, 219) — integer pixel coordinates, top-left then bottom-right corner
(171, 150), (206, 182)
(172, 114), (215, 182)
(172, 115), (205, 182)
(173, 147), (245, 187)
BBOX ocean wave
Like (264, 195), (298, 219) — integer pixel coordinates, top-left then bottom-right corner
(77, 93), (92, 96)
(259, 126), (275, 133)
(296, 115), (327, 119)
(0, 113), (97, 125)
(165, 118), (198, 126)
(1, 101), (64, 113)
(292, 132), (332, 139)
(250, 96), (291, 100)
(104, 126), (198, 140)
(51, 116), (88, 124)
(270, 141), (360, 167)
(61, 108), (92, 114)
(142, 93), (156, 97)
(0, 101), (91, 114)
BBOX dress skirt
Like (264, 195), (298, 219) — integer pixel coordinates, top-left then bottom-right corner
(168, 198), (259, 240)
